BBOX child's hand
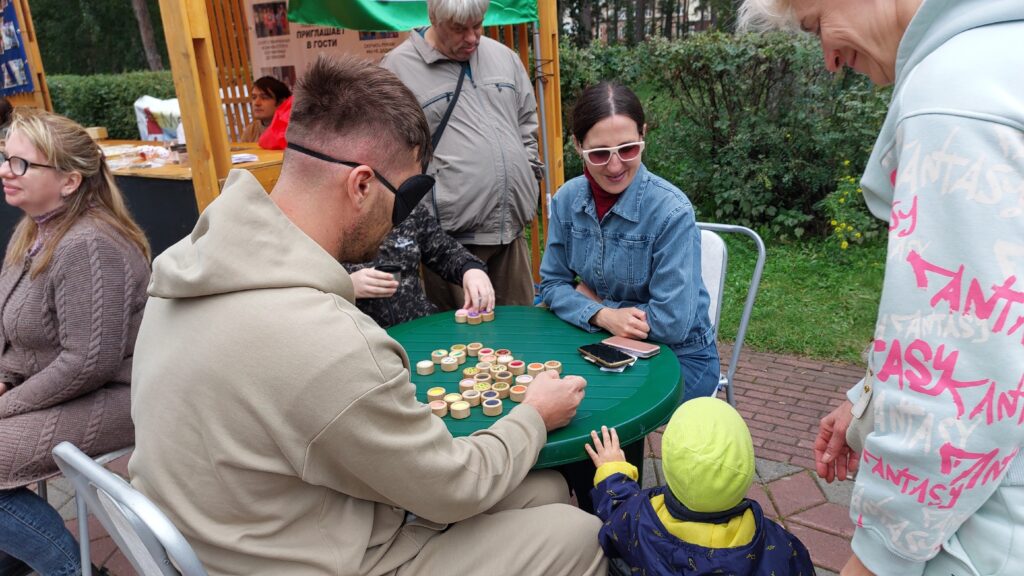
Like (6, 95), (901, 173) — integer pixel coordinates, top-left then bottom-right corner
(585, 425), (626, 468)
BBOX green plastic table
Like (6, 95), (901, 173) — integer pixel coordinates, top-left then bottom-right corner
(387, 305), (682, 468)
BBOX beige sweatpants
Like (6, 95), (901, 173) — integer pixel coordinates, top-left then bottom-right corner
(396, 470), (607, 575)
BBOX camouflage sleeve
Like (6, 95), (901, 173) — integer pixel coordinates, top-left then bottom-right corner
(415, 203), (486, 286)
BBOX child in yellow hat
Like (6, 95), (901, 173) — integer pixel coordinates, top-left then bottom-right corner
(586, 397), (815, 575)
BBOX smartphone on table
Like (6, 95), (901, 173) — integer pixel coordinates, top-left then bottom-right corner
(601, 336), (661, 359)
(578, 343), (637, 369)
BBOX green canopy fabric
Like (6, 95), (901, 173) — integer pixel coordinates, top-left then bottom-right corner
(288, 0), (538, 32)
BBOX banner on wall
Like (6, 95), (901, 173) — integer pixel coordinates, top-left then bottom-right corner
(0, 0), (34, 97)
(288, 0), (537, 31)
(246, 0), (408, 90)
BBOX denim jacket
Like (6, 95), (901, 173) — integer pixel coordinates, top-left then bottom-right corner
(539, 165), (714, 355)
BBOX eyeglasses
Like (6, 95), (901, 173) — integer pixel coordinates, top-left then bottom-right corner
(578, 141), (645, 166)
(286, 142), (435, 226)
(0, 152), (57, 177)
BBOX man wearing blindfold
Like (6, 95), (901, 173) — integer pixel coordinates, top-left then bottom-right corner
(128, 55), (605, 576)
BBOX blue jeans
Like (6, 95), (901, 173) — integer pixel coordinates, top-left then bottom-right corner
(677, 341), (721, 401)
(0, 487), (81, 575)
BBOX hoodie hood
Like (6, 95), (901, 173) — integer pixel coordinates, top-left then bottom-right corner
(148, 169), (353, 301)
(895, 0), (1023, 91)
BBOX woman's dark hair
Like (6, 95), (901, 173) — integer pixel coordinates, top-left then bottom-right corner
(253, 76), (292, 104)
(571, 82), (645, 143)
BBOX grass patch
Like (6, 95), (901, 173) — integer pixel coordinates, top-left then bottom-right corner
(715, 235), (885, 364)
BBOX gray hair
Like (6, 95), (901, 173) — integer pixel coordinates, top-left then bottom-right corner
(737, 0), (800, 32)
(427, 0), (490, 25)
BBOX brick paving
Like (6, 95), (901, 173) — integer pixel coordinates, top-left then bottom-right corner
(38, 343), (862, 575)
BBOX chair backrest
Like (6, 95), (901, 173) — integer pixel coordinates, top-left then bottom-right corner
(696, 223), (767, 406)
(699, 229), (727, 331)
(52, 442), (208, 576)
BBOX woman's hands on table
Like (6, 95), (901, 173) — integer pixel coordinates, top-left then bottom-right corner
(592, 307), (649, 340)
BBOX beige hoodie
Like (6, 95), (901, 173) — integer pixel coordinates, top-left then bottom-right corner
(129, 170), (547, 575)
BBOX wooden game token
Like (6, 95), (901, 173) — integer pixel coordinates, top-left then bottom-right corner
(495, 349), (512, 357)
(461, 389), (481, 406)
(473, 381), (492, 394)
(526, 362), (545, 376)
(495, 371), (513, 384)
(482, 310), (495, 322)
(482, 398), (503, 416)
(467, 343), (483, 357)
(440, 357), (458, 372)
(496, 354), (514, 365)
(454, 309), (469, 324)
(431, 349), (448, 364)
(515, 375), (533, 387)
(450, 350), (467, 365)
(474, 372), (492, 384)
(508, 360), (526, 376)
(481, 390), (500, 402)
(443, 393), (463, 406)
(459, 379), (477, 393)
(467, 311), (482, 325)
(544, 360), (562, 374)
(490, 364), (507, 375)
(450, 401), (471, 419)
(492, 381), (510, 398)
(478, 348), (495, 357)
(430, 400), (448, 417)
(462, 367), (479, 379)
(479, 354), (497, 363)
(427, 387), (446, 403)
(510, 385), (527, 403)
(475, 361), (493, 372)
(416, 360), (436, 376)
(450, 344), (467, 354)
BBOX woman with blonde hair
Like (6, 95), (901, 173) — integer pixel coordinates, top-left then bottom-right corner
(739, 1), (1024, 575)
(0, 109), (150, 574)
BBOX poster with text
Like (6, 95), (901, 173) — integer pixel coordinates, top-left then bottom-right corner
(246, 0), (407, 90)
(0, 0), (34, 97)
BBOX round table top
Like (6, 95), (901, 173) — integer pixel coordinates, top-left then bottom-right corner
(387, 305), (682, 468)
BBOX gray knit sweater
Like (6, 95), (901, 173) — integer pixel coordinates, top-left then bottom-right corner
(0, 215), (149, 487)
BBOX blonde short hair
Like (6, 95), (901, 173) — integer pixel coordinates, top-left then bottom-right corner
(737, 0), (800, 32)
(427, 0), (490, 26)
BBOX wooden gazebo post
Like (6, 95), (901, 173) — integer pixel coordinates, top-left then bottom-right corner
(158, 0), (232, 212)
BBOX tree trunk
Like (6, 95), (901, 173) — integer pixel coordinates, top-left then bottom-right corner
(663, 0), (674, 39)
(635, 0), (647, 43)
(130, 0), (163, 71)
(580, 0), (593, 44)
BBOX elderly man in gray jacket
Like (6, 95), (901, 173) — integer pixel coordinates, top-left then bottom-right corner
(381, 0), (542, 309)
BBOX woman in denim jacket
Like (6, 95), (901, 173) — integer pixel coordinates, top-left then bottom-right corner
(540, 82), (719, 401)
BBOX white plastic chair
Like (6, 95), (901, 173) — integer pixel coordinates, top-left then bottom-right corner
(697, 223), (767, 406)
(51, 442), (207, 576)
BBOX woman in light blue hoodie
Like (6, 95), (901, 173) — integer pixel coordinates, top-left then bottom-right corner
(740, 1), (1024, 575)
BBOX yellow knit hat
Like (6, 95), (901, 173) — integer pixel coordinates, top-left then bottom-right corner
(662, 397), (755, 513)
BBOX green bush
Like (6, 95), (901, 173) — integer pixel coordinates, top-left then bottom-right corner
(49, 71), (176, 140)
(559, 33), (892, 240)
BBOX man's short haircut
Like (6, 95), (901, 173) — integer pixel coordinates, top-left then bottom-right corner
(287, 55), (431, 171)
(428, 0), (490, 25)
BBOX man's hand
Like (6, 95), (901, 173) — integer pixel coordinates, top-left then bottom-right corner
(0, 383), (8, 397)
(840, 554), (875, 576)
(815, 399), (859, 482)
(350, 268), (399, 299)
(523, 371), (586, 431)
(585, 425), (626, 468)
(461, 269), (495, 313)
(593, 307), (649, 340)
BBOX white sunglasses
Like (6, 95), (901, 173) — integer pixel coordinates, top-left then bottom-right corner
(578, 141), (645, 166)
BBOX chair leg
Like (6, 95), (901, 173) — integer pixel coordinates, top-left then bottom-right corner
(77, 494), (92, 576)
(36, 480), (47, 502)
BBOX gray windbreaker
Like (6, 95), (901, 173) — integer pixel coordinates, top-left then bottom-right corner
(381, 31), (542, 245)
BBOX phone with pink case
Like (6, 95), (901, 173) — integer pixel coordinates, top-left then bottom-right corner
(601, 336), (661, 359)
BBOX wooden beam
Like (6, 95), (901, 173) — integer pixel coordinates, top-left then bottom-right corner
(531, 3), (565, 282)
(159, 0), (232, 212)
(9, 0), (52, 111)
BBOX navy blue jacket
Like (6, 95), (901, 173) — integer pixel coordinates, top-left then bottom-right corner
(593, 474), (816, 575)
